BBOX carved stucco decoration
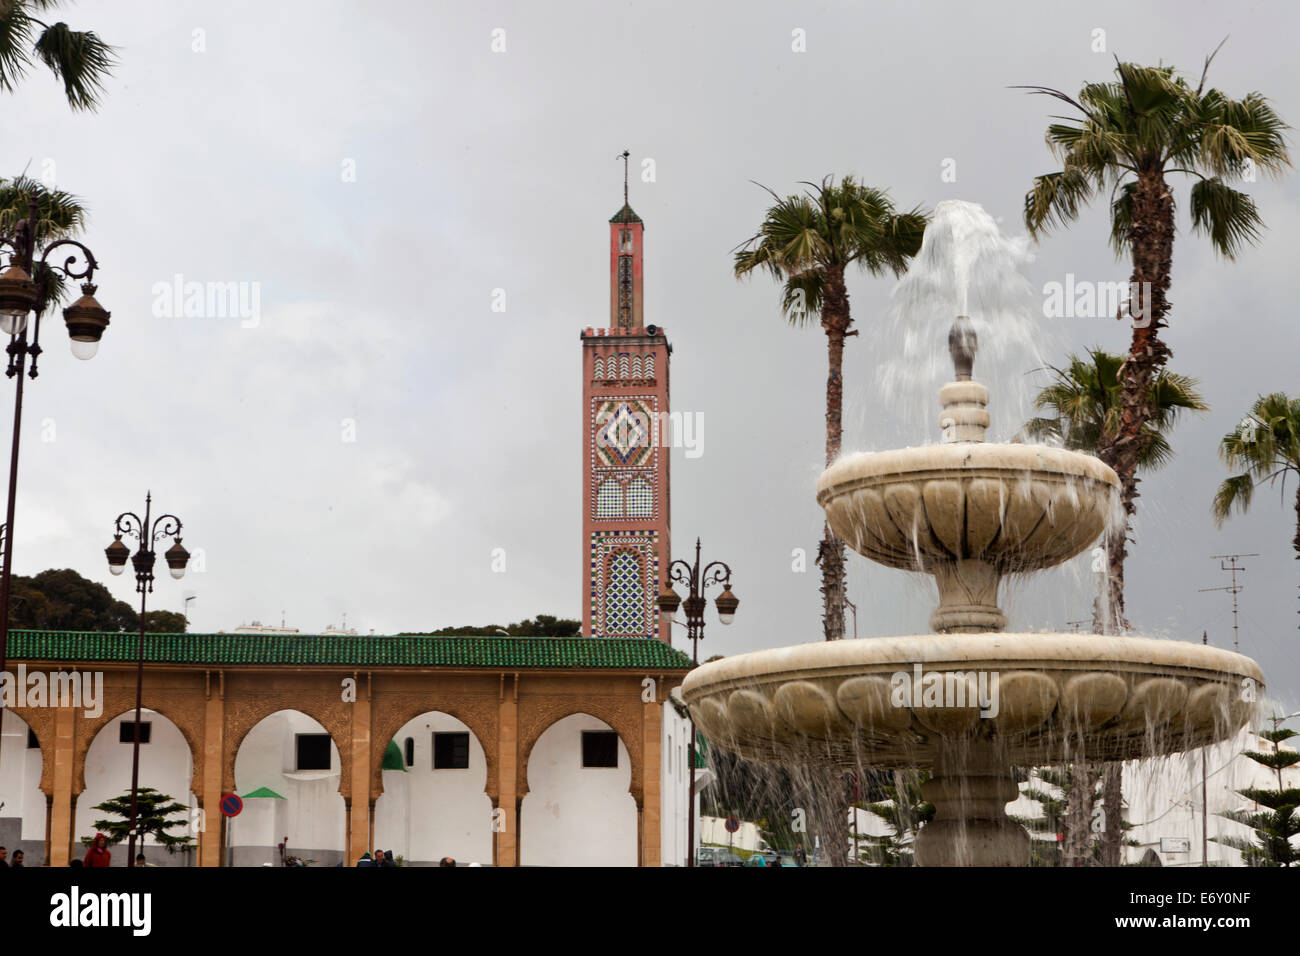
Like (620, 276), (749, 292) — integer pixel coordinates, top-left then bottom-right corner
(10, 705), (56, 794)
(221, 691), (353, 795)
(516, 694), (645, 805)
(70, 687), (207, 798)
(368, 694), (500, 800)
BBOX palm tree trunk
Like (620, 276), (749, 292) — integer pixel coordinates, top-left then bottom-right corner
(1093, 169), (1174, 867)
(819, 266), (851, 643)
(1100, 764), (1125, 866)
(1063, 766), (1097, 866)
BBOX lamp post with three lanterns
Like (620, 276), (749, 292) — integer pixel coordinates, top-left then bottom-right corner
(657, 538), (738, 868)
(0, 195), (111, 765)
(104, 493), (192, 867)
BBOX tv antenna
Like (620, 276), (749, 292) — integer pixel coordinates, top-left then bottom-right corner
(1198, 554), (1258, 650)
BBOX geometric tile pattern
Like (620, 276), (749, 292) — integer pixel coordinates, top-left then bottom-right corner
(591, 471), (658, 520)
(625, 477), (653, 518)
(592, 351), (656, 383)
(594, 398), (655, 468)
(589, 531), (659, 638)
(596, 479), (623, 518)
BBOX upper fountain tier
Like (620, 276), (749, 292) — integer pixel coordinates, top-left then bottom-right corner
(817, 316), (1120, 633)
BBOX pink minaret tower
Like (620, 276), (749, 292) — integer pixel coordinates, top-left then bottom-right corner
(581, 153), (672, 642)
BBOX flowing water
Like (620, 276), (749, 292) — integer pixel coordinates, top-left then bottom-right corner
(697, 199), (1266, 867)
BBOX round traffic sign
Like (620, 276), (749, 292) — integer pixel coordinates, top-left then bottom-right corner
(725, 816), (740, 833)
(220, 793), (243, 818)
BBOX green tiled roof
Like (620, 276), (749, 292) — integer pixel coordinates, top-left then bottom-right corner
(382, 740), (406, 771)
(609, 203), (642, 224)
(243, 786), (285, 799)
(5, 630), (694, 670)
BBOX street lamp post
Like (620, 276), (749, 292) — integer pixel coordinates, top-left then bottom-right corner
(0, 196), (111, 764)
(105, 492), (191, 867)
(656, 537), (738, 868)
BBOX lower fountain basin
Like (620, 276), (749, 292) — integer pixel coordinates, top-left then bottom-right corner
(681, 633), (1262, 767)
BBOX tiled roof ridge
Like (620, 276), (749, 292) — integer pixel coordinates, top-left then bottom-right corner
(5, 630), (694, 669)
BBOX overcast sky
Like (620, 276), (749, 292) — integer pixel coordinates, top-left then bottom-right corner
(6, 0), (1297, 708)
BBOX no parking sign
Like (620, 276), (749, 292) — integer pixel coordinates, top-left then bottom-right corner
(220, 793), (243, 818)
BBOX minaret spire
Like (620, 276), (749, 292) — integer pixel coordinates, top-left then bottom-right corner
(608, 150), (644, 329)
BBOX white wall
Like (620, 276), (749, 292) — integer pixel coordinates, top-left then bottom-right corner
(232, 710), (345, 863)
(0, 710), (45, 859)
(521, 713), (636, 866)
(76, 709), (195, 866)
(1123, 728), (1300, 866)
(660, 692), (695, 866)
(373, 712), (493, 865)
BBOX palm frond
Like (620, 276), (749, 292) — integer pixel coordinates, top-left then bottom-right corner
(31, 20), (115, 111)
(1189, 177), (1263, 259)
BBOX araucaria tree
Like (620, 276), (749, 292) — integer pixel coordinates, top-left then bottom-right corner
(1212, 717), (1300, 867)
(85, 787), (195, 854)
(1021, 50), (1290, 633)
(735, 176), (926, 642)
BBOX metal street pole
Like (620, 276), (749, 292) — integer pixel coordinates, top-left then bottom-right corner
(657, 538), (738, 868)
(105, 492), (191, 866)
(0, 195), (111, 770)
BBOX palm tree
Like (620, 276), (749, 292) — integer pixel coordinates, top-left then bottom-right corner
(0, 0), (115, 111)
(1020, 49), (1290, 633)
(734, 176), (926, 642)
(1213, 392), (1300, 561)
(1025, 349), (1206, 866)
(1025, 349), (1208, 469)
(0, 174), (89, 311)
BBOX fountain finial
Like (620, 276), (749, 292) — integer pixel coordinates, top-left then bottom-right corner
(948, 315), (976, 381)
(939, 316), (989, 444)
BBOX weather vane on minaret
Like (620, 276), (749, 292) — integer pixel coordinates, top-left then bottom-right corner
(618, 149), (629, 206)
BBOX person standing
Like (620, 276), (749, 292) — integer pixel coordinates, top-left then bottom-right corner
(0, 846), (8, 868)
(10, 850), (23, 868)
(84, 833), (112, 868)
(795, 844), (807, 867)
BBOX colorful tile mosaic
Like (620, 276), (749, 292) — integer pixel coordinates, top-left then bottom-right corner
(589, 531), (659, 638)
(594, 398), (656, 468)
(625, 477), (654, 518)
(596, 478), (623, 518)
(589, 470), (658, 520)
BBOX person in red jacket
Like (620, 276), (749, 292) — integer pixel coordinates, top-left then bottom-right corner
(84, 833), (112, 868)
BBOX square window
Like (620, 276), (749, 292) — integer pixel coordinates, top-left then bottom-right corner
(296, 733), (331, 771)
(433, 732), (469, 770)
(582, 730), (618, 768)
(118, 721), (151, 744)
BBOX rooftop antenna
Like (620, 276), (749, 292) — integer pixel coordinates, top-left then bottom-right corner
(183, 593), (196, 624)
(1198, 553), (1258, 651)
(1065, 619), (1091, 633)
(281, 609), (286, 629)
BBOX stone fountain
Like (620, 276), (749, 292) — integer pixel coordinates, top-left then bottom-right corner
(682, 316), (1264, 866)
